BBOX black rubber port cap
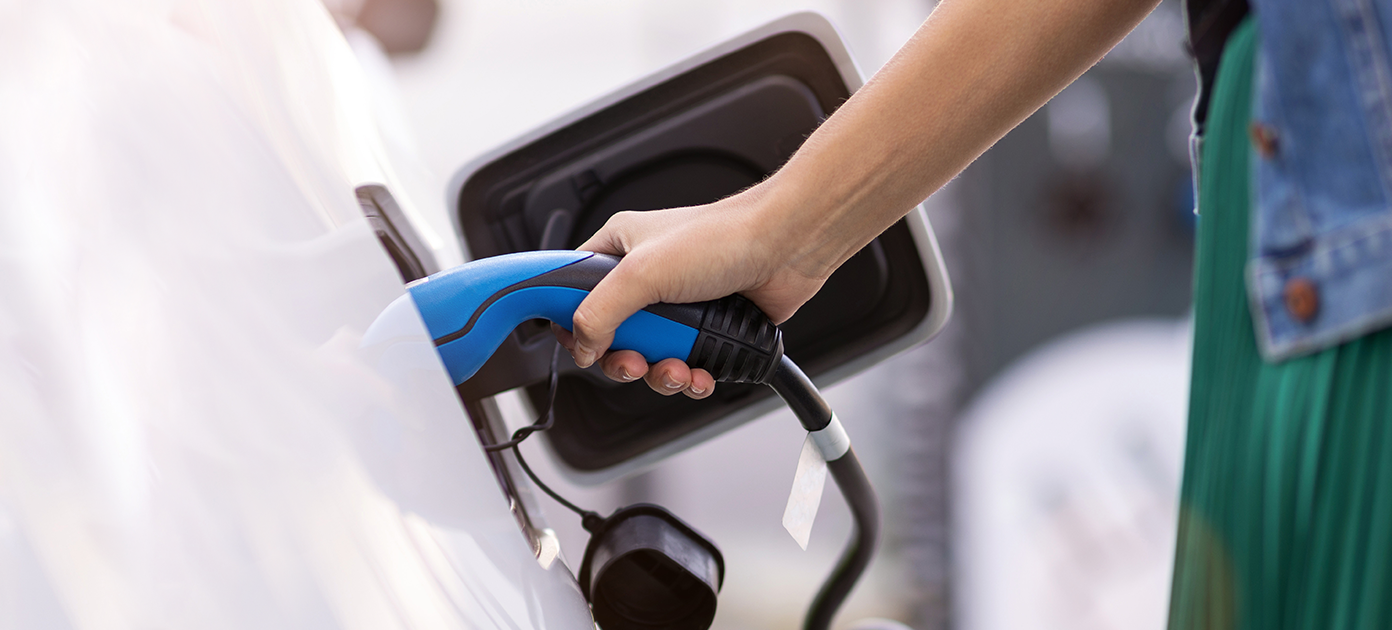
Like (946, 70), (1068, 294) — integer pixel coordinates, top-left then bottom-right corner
(579, 504), (724, 630)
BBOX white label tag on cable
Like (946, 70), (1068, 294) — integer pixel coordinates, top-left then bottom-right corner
(782, 432), (828, 550)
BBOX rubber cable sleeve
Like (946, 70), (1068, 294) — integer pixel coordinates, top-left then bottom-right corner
(803, 448), (879, 630)
(768, 358), (880, 630)
(768, 355), (833, 431)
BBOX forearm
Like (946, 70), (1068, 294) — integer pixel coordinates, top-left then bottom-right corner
(565, 0), (1161, 381)
(758, 0), (1161, 278)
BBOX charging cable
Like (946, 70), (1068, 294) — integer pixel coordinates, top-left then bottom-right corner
(483, 345), (877, 630)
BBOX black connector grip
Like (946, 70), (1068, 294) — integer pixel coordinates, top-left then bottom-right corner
(688, 294), (784, 384)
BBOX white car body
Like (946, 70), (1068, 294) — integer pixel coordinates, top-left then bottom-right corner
(2, 1), (587, 627)
(0, 3), (949, 628)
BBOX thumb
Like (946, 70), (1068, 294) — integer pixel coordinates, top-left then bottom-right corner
(570, 258), (658, 368)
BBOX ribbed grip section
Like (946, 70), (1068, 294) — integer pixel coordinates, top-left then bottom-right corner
(687, 294), (784, 384)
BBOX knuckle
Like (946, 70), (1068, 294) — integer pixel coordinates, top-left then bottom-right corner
(607, 209), (642, 225)
(612, 251), (659, 290)
(571, 303), (602, 335)
(603, 211), (655, 253)
(598, 211), (636, 236)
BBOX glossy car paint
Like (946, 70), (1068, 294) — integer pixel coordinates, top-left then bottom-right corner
(0, 1), (591, 627)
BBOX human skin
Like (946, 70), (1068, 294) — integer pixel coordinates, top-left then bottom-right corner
(553, 0), (1163, 398)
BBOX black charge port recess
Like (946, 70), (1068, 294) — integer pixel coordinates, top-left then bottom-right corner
(455, 30), (932, 472)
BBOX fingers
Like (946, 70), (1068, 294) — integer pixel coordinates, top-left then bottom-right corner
(575, 210), (637, 256)
(553, 323), (714, 399)
(570, 257), (656, 368)
(598, 350), (646, 383)
(555, 207), (734, 397)
(686, 368), (715, 400)
(571, 211), (662, 366)
(643, 359), (715, 399)
(551, 322), (575, 350)
(595, 351), (715, 398)
(644, 358), (689, 395)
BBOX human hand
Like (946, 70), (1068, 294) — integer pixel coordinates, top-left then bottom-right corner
(554, 187), (830, 398)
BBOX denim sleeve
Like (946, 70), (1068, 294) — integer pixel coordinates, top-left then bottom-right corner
(1246, 0), (1392, 360)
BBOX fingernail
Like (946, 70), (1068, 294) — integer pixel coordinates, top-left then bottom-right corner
(663, 375), (683, 390)
(618, 368), (637, 382)
(574, 342), (595, 367)
(690, 383), (706, 395)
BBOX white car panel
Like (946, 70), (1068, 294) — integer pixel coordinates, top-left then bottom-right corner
(0, 1), (589, 627)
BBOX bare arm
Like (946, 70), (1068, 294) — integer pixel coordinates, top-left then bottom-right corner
(559, 0), (1162, 397)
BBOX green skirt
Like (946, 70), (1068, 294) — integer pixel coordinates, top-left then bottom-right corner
(1168, 18), (1392, 630)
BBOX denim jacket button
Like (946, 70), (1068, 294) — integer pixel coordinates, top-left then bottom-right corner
(1283, 277), (1320, 323)
(1249, 123), (1280, 158)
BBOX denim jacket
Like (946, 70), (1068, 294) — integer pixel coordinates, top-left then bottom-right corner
(1188, 0), (1392, 360)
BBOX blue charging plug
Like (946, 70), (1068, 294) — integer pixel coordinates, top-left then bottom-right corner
(397, 251), (782, 386)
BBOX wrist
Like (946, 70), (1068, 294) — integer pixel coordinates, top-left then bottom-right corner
(744, 163), (881, 283)
(723, 176), (831, 285)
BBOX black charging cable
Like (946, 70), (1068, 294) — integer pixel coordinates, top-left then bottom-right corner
(481, 343), (877, 630)
(483, 343), (561, 453)
(768, 356), (880, 630)
(483, 343), (602, 524)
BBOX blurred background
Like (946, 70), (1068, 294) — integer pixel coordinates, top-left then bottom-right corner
(340, 0), (1199, 628)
